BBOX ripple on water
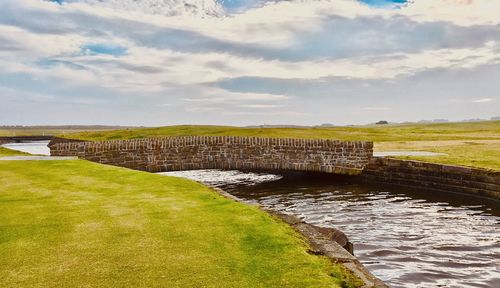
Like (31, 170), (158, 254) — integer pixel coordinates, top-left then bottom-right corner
(158, 170), (500, 288)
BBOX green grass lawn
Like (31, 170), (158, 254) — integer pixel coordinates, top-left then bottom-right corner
(65, 121), (500, 170)
(0, 160), (361, 288)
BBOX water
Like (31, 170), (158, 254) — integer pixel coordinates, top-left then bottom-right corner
(1, 141), (51, 155)
(162, 169), (500, 288)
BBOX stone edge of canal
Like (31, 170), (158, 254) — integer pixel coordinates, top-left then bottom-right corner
(211, 186), (388, 288)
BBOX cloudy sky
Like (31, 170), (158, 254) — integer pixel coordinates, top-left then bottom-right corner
(1, 0), (499, 126)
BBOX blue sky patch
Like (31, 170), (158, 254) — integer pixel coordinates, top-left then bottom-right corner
(219, 0), (408, 11)
(82, 44), (128, 57)
(359, 0), (408, 7)
(37, 59), (87, 70)
(220, 0), (269, 12)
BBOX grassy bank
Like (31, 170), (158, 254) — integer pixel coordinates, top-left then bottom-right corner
(65, 121), (500, 170)
(0, 147), (30, 157)
(0, 160), (361, 287)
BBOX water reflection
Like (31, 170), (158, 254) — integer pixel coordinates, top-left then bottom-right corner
(161, 170), (500, 288)
(159, 169), (282, 188)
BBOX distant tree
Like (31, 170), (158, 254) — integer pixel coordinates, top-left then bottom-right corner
(375, 120), (389, 125)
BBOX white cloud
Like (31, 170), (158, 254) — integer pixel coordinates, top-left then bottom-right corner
(401, 0), (500, 26)
(361, 106), (391, 111)
(68, 0), (500, 45)
(0, 25), (84, 57)
(472, 98), (494, 103)
(183, 90), (288, 102)
(13, 42), (496, 93)
(451, 97), (496, 104)
(239, 104), (282, 109)
(224, 111), (308, 116)
(68, 0), (224, 17)
(0, 0), (499, 125)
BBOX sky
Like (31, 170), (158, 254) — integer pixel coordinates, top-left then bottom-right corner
(0, 0), (499, 126)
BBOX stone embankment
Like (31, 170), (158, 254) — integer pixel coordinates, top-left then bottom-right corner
(49, 136), (373, 175)
(213, 187), (387, 288)
(362, 157), (500, 200)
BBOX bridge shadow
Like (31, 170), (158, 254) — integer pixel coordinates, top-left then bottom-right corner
(223, 169), (500, 215)
(0, 136), (53, 143)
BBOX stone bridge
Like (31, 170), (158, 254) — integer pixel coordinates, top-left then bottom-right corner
(49, 136), (373, 175)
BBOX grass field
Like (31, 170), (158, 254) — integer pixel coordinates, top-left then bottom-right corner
(0, 159), (361, 288)
(66, 121), (500, 142)
(375, 140), (500, 170)
(0, 128), (71, 137)
(66, 121), (500, 170)
(0, 126), (137, 137)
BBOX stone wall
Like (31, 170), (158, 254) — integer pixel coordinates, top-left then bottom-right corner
(49, 136), (373, 175)
(362, 157), (500, 200)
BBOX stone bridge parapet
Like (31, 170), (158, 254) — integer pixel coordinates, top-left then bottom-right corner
(49, 136), (373, 175)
